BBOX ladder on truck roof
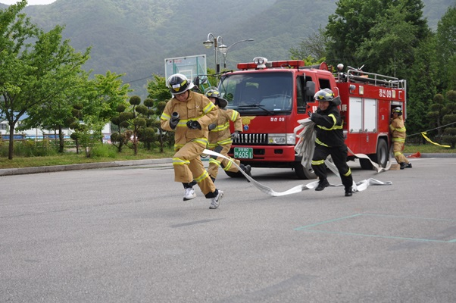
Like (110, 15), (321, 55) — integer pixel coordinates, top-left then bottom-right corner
(344, 69), (406, 90)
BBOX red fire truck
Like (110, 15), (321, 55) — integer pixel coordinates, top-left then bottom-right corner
(218, 57), (406, 179)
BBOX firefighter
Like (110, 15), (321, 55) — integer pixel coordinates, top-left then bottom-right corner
(309, 89), (353, 197)
(205, 88), (251, 182)
(390, 107), (412, 169)
(160, 74), (224, 209)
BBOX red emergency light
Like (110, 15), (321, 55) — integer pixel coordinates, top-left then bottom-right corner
(269, 60), (305, 68)
(237, 62), (258, 70)
(237, 59), (305, 70)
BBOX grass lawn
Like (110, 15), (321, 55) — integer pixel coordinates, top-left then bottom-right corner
(403, 143), (455, 154)
(0, 146), (175, 169)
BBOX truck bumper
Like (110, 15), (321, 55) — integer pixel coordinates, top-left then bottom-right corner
(228, 145), (298, 168)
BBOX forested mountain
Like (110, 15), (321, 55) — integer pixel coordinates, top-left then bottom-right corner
(0, 0), (453, 97)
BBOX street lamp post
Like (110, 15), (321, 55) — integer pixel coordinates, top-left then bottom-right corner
(219, 39), (254, 68)
(203, 33), (226, 74)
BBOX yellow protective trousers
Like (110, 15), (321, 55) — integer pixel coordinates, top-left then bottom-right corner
(392, 141), (409, 164)
(173, 140), (216, 196)
(207, 144), (240, 179)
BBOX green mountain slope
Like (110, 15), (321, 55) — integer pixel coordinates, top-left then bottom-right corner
(1, 0), (452, 97)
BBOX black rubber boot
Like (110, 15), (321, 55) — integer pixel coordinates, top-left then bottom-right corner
(240, 164), (252, 182)
(345, 187), (353, 197)
(183, 180), (197, 188)
(315, 179), (329, 191)
(400, 162), (406, 169)
(405, 163), (412, 168)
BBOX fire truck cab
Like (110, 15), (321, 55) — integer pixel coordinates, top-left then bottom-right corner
(218, 57), (406, 179)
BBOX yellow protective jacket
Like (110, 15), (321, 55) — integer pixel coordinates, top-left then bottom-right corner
(389, 116), (406, 142)
(160, 91), (217, 150)
(208, 107), (242, 148)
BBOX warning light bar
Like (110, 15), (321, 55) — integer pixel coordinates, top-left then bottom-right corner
(237, 57), (305, 70)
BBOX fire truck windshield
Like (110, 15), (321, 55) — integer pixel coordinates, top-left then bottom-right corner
(218, 72), (293, 115)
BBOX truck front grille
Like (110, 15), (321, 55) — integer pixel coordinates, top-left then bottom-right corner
(233, 133), (268, 145)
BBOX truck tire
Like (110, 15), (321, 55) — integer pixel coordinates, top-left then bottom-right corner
(359, 139), (389, 170)
(294, 163), (317, 180)
(359, 158), (373, 170)
(373, 138), (389, 168)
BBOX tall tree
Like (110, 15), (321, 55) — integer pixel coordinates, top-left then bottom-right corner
(428, 93), (447, 138)
(325, 0), (381, 66)
(325, 0), (429, 74)
(435, 5), (456, 90)
(356, 2), (419, 78)
(442, 90), (456, 148)
(407, 34), (438, 138)
(68, 71), (130, 156)
(0, 1), (90, 159)
(85, 71), (131, 133)
(19, 71), (91, 153)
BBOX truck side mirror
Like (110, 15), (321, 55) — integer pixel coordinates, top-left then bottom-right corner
(305, 81), (315, 97)
(193, 76), (200, 87)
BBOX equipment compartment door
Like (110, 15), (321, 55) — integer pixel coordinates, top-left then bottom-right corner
(363, 98), (377, 132)
(349, 97), (362, 133)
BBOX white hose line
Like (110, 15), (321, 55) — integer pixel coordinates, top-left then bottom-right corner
(203, 149), (392, 197)
(347, 147), (393, 173)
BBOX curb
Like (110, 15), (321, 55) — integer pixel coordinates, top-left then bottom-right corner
(405, 153), (456, 158)
(1, 153), (455, 177)
(0, 158), (173, 177)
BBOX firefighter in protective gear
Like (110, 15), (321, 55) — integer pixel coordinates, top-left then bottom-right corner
(160, 74), (224, 209)
(205, 89), (251, 181)
(309, 89), (353, 196)
(390, 107), (412, 169)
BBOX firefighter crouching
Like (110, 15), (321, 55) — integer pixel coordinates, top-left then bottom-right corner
(160, 74), (224, 209)
(389, 107), (412, 169)
(309, 89), (354, 197)
(205, 88), (252, 182)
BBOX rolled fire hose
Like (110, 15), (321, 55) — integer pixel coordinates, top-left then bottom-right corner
(202, 117), (392, 197)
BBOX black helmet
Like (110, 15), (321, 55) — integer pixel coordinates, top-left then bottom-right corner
(314, 89), (341, 106)
(392, 107), (402, 116)
(167, 73), (194, 95)
(205, 88), (228, 108)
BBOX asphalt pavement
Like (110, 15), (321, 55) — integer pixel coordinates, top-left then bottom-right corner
(2, 155), (456, 302)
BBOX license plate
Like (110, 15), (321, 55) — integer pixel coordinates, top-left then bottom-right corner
(234, 147), (253, 159)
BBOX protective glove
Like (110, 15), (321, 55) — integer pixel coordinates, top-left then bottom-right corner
(186, 120), (202, 130)
(170, 112), (180, 129)
(307, 111), (312, 118)
(231, 131), (240, 140)
(208, 123), (217, 131)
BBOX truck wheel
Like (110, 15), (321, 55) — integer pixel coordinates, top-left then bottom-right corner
(371, 139), (389, 168)
(294, 163), (317, 180)
(359, 158), (373, 170)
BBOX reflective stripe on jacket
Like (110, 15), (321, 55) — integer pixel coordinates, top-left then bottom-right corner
(310, 105), (345, 147)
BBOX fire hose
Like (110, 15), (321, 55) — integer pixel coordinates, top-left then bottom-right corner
(202, 118), (392, 197)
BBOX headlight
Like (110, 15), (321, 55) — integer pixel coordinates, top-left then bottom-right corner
(268, 133), (296, 145)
